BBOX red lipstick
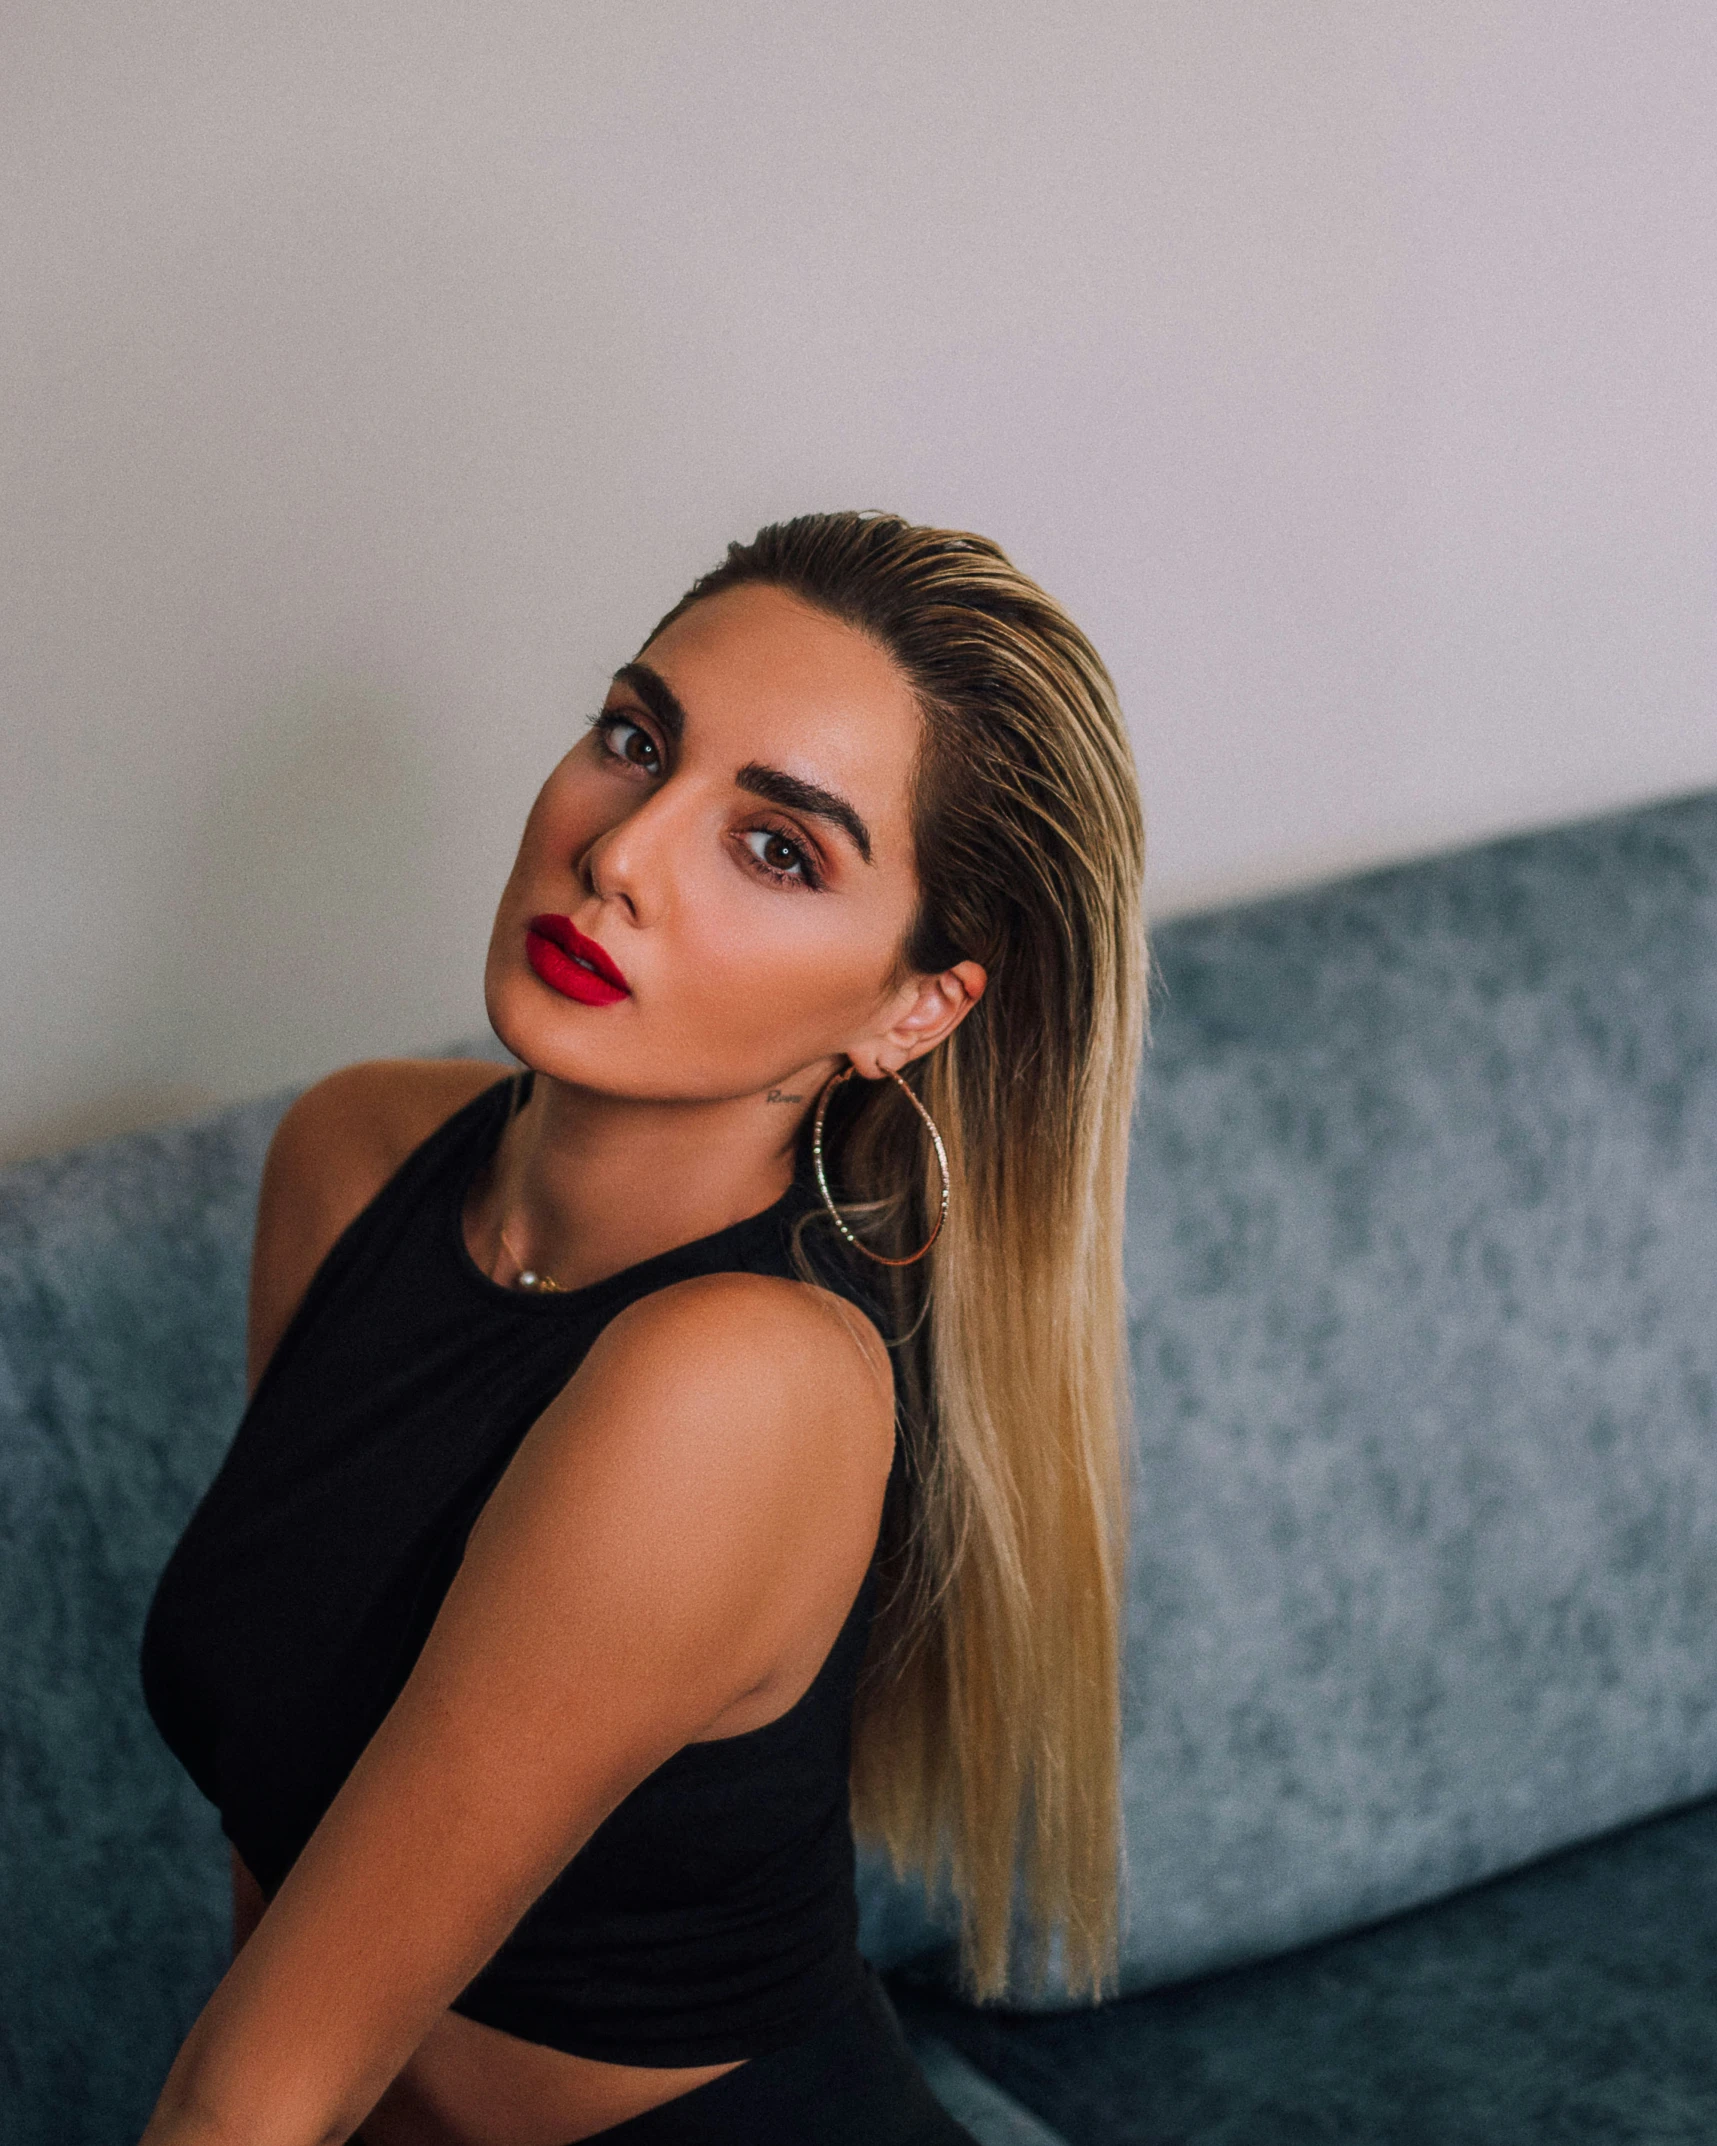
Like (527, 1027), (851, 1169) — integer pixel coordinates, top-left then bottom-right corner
(525, 915), (630, 1006)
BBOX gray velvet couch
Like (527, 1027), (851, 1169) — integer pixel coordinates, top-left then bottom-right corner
(6, 788), (1717, 2146)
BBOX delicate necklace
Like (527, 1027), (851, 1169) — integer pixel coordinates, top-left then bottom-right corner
(499, 1221), (564, 1293)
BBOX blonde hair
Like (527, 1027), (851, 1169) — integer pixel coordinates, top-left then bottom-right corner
(648, 513), (1147, 2003)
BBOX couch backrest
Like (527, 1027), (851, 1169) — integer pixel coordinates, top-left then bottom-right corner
(1102, 784), (1717, 2001)
(3, 789), (1716, 2137)
(1, 1090), (291, 2139)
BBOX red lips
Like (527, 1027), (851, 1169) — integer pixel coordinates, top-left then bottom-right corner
(525, 914), (630, 1006)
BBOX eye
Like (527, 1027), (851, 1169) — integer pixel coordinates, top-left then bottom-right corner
(742, 825), (820, 889)
(593, 710), (662, 775)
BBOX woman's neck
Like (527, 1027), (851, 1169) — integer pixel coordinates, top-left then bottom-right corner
(470, 1070), (816, 1293)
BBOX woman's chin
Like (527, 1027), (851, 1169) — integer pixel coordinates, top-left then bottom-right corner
(481, 970), (655, 1099)
(480, 970), (591, 1078)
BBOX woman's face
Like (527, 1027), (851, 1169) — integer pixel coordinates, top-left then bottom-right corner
(485, 581), (965, 1104)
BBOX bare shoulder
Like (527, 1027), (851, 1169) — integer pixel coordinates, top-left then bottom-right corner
(267, 1054), (510, 1187)
(591, 1268), (896, 1459)
(478, 1269), (898, 1715)
(247, 1056), (512, 1389)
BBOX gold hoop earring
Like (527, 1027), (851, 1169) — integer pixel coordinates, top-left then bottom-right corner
(810, 1065), (950, 1267)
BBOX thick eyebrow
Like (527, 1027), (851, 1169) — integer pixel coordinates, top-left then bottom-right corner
(736, 762), (873, 866)
(610, 661), (685, 743)
(609, 660), (874, 866)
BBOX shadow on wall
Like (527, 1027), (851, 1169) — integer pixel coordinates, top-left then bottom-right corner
(3, 677), (462, 1169)
(1, 1082), (229, 1171)
(167, 677), (453, 1100)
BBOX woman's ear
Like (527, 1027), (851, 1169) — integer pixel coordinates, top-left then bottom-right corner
(847, 960), (988, 1080)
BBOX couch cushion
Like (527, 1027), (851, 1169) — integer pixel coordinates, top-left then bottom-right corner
(893, 1788), (1717, 2143)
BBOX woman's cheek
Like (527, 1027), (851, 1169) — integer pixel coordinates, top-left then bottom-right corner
(669, 893), (846, 1032)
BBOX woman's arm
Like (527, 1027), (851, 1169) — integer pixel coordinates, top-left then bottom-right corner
(140, 1269), (893, 2146)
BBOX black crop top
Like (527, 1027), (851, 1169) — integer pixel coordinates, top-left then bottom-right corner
(140, 1072), (901, 2066)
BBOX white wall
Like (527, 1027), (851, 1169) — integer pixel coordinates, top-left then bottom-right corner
(5, 2), (1715, 1164)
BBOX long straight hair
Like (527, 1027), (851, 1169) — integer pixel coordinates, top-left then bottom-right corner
(647, 513), (1147, 2003)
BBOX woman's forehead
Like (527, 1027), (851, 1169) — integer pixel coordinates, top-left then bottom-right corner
(630, 584), (921, 823)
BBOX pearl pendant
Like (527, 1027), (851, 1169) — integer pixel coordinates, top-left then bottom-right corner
(498, 1221), (563, 1292)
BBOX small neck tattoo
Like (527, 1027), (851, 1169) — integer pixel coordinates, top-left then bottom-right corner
(767, 1089), (804, 1103)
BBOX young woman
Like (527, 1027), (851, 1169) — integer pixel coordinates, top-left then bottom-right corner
(139, 511), (1147, 2145)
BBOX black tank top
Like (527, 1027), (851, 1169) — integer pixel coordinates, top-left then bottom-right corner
(140, 1072), (902, 2065)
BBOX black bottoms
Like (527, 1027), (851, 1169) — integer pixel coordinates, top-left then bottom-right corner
(577, 1963), (979, 2144)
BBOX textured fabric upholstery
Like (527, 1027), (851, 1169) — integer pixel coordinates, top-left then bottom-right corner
(895, 1789), (1717, 2143)
(3, 789), (1715, 2142)
(1097, 785), (1717, 2003)
(1, 1092), (292, 2138)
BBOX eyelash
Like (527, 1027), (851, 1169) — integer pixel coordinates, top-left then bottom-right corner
(588, 710), (823, 891)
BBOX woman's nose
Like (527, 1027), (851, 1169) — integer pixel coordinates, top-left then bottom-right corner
(577, 781), (683, 923)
